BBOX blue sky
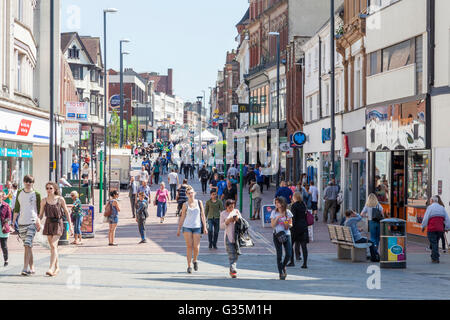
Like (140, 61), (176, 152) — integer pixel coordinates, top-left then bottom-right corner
(61, 0), (248, 105)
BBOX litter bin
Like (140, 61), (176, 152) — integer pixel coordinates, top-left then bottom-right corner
(380, 218), (406, 269)
(58, 221), (70, 246)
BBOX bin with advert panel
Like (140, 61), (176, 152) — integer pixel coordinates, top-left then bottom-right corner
(380, 218), (407, 269)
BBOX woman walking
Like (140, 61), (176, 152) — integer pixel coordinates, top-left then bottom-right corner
(70, 191), (83, 245)
(361, 193), (384, 250)
(0, 191), (11, 266)
(107, 190), (120, 246)
(155, 182), (170, 224)
(177, 186), (208, 274)
(287, 192), (309, 269)
(220, 200), (242, 278)
(38, 182), (73, 277)
(271, 197), (293, 280)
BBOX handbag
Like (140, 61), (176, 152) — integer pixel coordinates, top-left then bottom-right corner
(306, 210), (315, 226)
(154, 190), (160, 206)
(371, 206), (384, 222)
(275, 231), (288, 243)
(104, 201), (112, 217)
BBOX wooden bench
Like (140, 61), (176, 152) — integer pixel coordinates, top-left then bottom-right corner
(327, 224), (372, 262)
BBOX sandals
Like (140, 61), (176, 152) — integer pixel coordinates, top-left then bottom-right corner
(46, 270), (55, 277)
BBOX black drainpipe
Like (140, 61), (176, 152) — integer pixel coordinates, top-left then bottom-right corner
(318, 37), (322, 119)
(426, 0), (435, 150)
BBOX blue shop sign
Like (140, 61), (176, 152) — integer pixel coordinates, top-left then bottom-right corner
(0, 149), (33, 158)
(322, 128), (331, 143)
(291, 131), (307, 148)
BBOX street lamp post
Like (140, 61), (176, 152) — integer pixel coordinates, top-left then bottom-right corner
(102, 7), (118, 207)
(269, 31), (281, 190)
(197, 96), (203, 165)
(119, 39), (130, 148)
(49, 0), (55, 181)
(330, 0), (336, 180)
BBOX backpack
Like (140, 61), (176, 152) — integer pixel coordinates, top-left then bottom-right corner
(200, 169), (209, 180)
(371, 205), (384, 222)
(104, 201), (112, 217)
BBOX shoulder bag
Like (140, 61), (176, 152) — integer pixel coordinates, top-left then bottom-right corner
(371, 205), (384, 222)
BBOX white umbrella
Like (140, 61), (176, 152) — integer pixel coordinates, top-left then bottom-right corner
(194, 130), (219, 142)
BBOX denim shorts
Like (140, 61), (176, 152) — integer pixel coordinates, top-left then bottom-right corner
(109, 215), (119, 225)
(182, 227), (202, 234)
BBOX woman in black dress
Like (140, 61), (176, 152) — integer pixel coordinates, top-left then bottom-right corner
(287, 192), (309, 269)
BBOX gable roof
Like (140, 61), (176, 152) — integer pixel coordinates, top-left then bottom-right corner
(60, 32), (95, 65)
(80, 36), (103, 68)
(236, 8), (250, 27)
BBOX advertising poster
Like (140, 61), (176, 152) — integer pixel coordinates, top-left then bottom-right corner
(387, 237), (406, 262)
(66, 102), (88, 122)
(81, 205), (95, 237)
(262, 205), (276, 228)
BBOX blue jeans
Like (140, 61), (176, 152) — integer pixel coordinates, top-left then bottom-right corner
(208, 218), (220, 247)
(428, 231), (444, 261)
(72, 172), (79, 180)
(225, 236), (238, 272)
(138, 218), (146, 240)
(157, 202), (167, 218)
(369, 220), (381, 249)
(273, 233), (292, 275)
(74, 215), (83, 235)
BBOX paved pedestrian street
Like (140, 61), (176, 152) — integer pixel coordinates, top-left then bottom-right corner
(2, 178), (450, 300)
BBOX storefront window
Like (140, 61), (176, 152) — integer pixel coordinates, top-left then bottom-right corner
(375, 152), (390, 206)
(407, 150), (430, 206)
(321, 151), (341, 193)
(305, 153), (318, 185)
(0, 141), (33, 188)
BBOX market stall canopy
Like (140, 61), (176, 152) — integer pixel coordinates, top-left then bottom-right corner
(194, 130), (220, 142)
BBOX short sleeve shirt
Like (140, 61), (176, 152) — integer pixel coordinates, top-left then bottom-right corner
(270, 210), (294, 235)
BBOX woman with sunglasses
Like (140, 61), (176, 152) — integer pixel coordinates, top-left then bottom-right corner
(107, 190), (120, 246)
(70, 191), (83, 245)
(177, 186), (208, 273)
(38, 182), (73, 277)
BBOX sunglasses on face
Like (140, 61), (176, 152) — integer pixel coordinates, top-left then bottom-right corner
(46, 187), (54, 190)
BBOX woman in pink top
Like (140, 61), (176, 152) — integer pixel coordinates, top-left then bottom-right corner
(154, 182), (170, 223)
(220, 199), (242, 278)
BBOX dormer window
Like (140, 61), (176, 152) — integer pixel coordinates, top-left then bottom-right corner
(69, 45), (80, 59)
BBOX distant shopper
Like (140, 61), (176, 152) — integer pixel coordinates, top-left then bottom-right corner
(209, 173), (220, 193)
(205, 190), (224, 249)
(221, 180), (238, 204)
(216, 175), (227, 200)
(323, 179), (339, 223)
(271, 197), (293, 280)
(177, 186), (207, 274)
(3, 181), (13, 208)
(249, 180), (262, 220)
(70, 191), (83, 245)
(12, 175), (41, 276)
(0, 191), (12, 266)
(136, 192), (149, 244)
(422, 196), (450, 263)
(302, 184), (312, 210)
(344, 210), (379, 262)
(107, 190), (120, 246)
(155, 182), (170, 224)
(288, 192), (309, 269)
(128, 176), (139, 218)
(199, 165), (210, 194)
(309, 181), (319, 222)
(152, 160), (161, 185)
(139, 166), (149, 184)
(220, 200), (242, 278)
(176, 179), (189, 217)
(168, 169), (179, 201)
(275, 181), (294, 205)
(38, 182), (73, 277)
(137, 180), (151, 202)
(361, 193), (384, 249)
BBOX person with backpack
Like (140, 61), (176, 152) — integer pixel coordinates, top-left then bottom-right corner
(136, 192), (149, 243)
(38, 182), (73, 277)
(287, 192), (309, 269)
(0, 190), (12, 267)
(12, 175), (41, 276)
(198, 165), (210, 194)
(361, 193), (385, 250)
(154, 182), (170, 224)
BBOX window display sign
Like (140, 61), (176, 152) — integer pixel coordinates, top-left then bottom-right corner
(366, 99), (426, 151)
(81, 205), (95, 238)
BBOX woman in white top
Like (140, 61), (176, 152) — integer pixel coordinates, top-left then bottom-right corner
(271, 197), (293, 280)
(361, 193), (384, 249)
(177, 186), (208, 274)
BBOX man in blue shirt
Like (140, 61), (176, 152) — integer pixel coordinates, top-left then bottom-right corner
(344, 210), (379, 262)
(217, 175), (227, 199)
(275, 181), (293, 204)
(255, 165), (264, 194)
(72, 159), (80, 180)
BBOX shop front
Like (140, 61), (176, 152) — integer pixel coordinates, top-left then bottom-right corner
(343, 130), (367, 213)
(367, 97), (430, 237)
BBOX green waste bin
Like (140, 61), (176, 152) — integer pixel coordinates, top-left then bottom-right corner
(380, 218), (407, 269)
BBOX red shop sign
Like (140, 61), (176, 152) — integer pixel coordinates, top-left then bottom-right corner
(17, 120), (32, 137)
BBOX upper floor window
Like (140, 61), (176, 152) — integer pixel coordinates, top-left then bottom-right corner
(68, 46), (80, 59)
(368, 36), (419, 76)
(71, 65), (83, 80)
(369, 0), (401, 13)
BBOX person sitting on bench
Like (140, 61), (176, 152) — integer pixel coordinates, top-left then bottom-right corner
(344, 210), (380, 262)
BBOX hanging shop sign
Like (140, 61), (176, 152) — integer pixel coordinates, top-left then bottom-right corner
(290, 131), (307, 148)
(280, 143), (290, 152)
(66, 102), (88, 122)
(322, 128), (331, 143)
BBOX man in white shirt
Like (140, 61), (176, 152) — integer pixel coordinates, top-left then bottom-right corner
(168, 169), (179, 201)
(139, 166), (149, 184)
(227, 166), (239, 180)
(12, 175), (41, 276)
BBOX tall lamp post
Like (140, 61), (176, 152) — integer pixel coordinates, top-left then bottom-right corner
(269, 31), (281, 190)
(330, 0), (336, 180)
(197, 96), (203, 165)
(49, 0), (55, 181)
(102, 7), (118, 207)
(119, 39), (130, 148)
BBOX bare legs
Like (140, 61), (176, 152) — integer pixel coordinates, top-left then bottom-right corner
(109, 224), (117, 245)
(47, 235), (61, 276)
(23, 246), (34, 273)
(183, 232), (201, 270)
